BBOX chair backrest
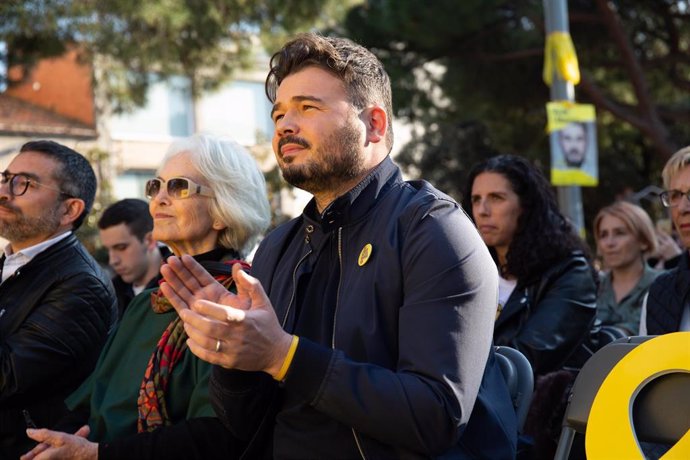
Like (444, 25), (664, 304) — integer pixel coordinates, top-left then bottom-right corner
(562, 341), (646, 433)
(598, 325), (630, 348)
(494, 345), (534, 432)
(612, 334), (655, 345)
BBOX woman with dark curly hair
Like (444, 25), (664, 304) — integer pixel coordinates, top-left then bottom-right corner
(464, 154), (597, 377)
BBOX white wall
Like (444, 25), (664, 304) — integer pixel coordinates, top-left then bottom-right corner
(197, 80), (273, 144)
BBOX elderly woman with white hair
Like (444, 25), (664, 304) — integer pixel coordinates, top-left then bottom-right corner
(22, 134), (271, 459)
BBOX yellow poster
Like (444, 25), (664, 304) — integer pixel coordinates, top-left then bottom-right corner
(547, 102), (598, 186)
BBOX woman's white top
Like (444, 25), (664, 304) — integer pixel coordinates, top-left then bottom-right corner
(497, 275), (517, 319)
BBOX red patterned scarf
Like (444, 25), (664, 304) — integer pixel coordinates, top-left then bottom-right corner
(136, 258), (249, 433)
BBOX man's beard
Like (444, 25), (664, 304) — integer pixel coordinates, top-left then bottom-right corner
(0, 201), (62, 244)
(279, 122), (366, 194)
(565, 150), (585, 168)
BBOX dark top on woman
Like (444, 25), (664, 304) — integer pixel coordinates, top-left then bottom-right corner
(494, 251), (597, 376)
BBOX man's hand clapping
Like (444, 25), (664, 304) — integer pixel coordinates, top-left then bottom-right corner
(160, 256), (293, 379)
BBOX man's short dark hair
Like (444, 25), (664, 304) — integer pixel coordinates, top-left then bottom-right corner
(98, 198), (153, 241)
(265, 33), (394, 152)
(558, 122), (587, 138)
(19, 140), (97, 230)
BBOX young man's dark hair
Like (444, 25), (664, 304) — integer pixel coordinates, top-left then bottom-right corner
(20, 140), (97, 229)
(98, 198), (153, 240)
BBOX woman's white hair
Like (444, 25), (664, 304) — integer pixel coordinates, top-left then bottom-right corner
(161, 134), (271, 256)
(662, 145), (690, 189)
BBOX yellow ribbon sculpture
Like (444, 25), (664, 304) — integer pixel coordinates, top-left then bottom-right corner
(543, 31), (581, 86)
(586, 332), (690, 459)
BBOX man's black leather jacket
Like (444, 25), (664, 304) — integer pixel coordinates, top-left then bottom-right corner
(0, 233), (117, 457)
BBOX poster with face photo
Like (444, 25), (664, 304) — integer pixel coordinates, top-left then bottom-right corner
(547, 101), (598, 186)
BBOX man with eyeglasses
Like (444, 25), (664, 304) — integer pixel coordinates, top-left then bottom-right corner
(640, 145), (690, 335)
(0, 140), (117, 457)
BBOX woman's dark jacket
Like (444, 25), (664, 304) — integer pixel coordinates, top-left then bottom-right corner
(0, 233), (117, 458)
(646, 251), (690, 334)
(494, 252), (597, 376)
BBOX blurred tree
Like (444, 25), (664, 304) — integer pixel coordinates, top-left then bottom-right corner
(0, 1), (72, 75)
(1, 0), (342, 111)
(343, 0), (690, 224)
(1, 0), (355, 250)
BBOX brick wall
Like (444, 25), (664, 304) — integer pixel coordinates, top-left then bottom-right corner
(6, 47), (95, 127)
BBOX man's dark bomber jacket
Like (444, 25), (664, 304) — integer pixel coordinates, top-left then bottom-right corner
(210, 157), (517, 459)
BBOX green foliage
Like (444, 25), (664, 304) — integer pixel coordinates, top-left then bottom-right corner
(1, 0), (337, 112)
(259, 0), (363, 54)
(1, 0), (352, 236)
(342, 0), (690, 228)
(74, 146), (114, 256)
(396, 121), (498, 202)
(0, 1), (72, 79)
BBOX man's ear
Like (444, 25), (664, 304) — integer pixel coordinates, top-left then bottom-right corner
(143, 231), (156, 250)
(363, 106), (387, 145)
(60, 198), (86, 228)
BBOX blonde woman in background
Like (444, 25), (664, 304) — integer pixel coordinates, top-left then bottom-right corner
(593, 201), (661, 334)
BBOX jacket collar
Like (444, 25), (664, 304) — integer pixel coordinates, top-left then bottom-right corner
(494, 251), (587, 329)
(25, 232), (79, 264)
(3, 231), (72, 260)
(0, 233), (79, 287)
(303, 156), (400, 233)
(674, 251), (690, 296)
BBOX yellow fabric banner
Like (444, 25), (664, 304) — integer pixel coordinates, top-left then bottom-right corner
(543, 31), (581, 86)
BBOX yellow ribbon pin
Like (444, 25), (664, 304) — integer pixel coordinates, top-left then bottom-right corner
(358, 244), (373, 267)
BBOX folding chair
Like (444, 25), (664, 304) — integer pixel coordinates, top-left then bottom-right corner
(494, 345), (534, 432)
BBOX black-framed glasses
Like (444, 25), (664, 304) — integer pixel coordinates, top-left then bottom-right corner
(660, 189), (690, 208)
(0, 170), (74, 198)
(145, 177), (214, 200)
